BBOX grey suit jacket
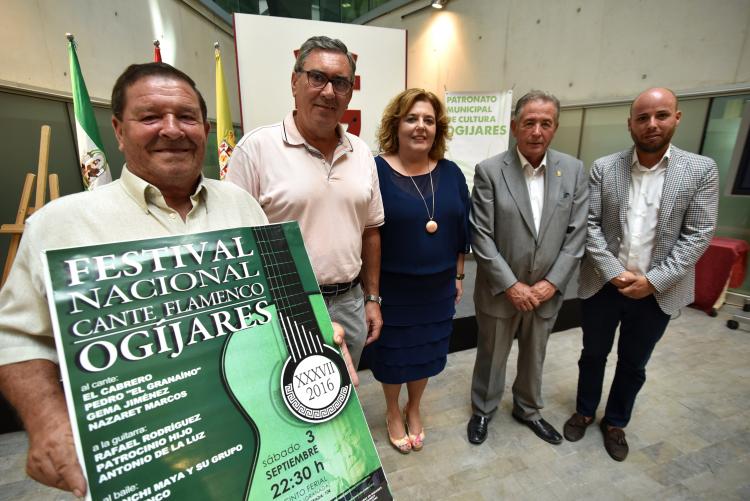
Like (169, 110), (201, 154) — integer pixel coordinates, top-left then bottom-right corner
(471, 148), (589, 319)
(578, 146), (719, 315)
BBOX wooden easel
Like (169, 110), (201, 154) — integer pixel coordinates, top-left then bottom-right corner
(0, 125), (60, 287)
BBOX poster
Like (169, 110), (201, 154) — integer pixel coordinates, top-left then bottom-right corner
(445, 90), (513, 191)
(43, 223), (391, 501)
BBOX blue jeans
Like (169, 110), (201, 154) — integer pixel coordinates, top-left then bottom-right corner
(575, 284), (671, 428)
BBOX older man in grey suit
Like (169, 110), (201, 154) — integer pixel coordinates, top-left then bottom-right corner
(467, 91), (589, 445)
(564, 88), (718, 462)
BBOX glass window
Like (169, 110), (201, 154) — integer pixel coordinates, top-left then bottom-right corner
(341, 0), (370, 22)
(212, 0), (262, 14)
(205, 0), (402, 22)
(701, 94), (750, 292)
(671, 98), (710, 154)
(578, 105), (631, 169)
(319, 0), (341, 21)
(578, 99), (709, 169)
(550, 108), (582, 159)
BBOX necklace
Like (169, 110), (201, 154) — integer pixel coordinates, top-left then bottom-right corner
(406, 163), (438, 234)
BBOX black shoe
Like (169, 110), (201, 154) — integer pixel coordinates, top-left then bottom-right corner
(563, 412), (594, 442)
(512, 414), (563, 445)
(600, 419), (628, 461)
(467, 414), (490, 445)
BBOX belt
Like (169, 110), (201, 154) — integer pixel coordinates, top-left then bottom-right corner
(319, 277), (360, 297)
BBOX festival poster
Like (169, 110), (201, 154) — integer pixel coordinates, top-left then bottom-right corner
(445, 90), (513, 192)
(42, 222), (391, 501)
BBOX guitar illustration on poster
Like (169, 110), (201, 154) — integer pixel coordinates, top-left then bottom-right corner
(222, 223), (389, 500)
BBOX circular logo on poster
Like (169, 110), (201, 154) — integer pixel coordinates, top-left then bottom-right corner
(281, 345), (351, 423)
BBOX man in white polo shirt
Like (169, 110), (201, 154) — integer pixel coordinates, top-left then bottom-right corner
(226, 36), (384, 367)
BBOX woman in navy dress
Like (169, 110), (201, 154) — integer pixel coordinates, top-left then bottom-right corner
(368, 89), (469, 453)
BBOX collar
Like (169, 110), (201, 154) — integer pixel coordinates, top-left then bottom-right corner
(517, 147), (547, 174)
(120, 164), (207, 214)
(281, 111), (353, 153)
(631, 144), (671, 172)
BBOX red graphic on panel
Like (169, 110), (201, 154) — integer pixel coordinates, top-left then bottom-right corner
(341, 110), (361, 136)
(294, 48), (361, 136)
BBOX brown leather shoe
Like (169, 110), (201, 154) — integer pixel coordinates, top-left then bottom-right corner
(563, 413), (593, 442)
(600, 420), (628, 461)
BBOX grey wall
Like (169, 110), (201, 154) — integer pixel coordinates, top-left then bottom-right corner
(0, 0), (238, 119)
(367, 0), (750, 101)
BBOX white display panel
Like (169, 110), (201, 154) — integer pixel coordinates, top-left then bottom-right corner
(234, 14), (406, 151)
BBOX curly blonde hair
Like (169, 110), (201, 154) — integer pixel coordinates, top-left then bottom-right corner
(376, 88), (451, 160)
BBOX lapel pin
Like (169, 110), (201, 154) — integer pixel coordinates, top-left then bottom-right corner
(556, 170), (561, 177)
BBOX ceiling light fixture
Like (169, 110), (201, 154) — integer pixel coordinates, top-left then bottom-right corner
(402, 0), (449, 19)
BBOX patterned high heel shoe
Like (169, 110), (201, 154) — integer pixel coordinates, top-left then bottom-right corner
(404, 405), (425, 451)
(386, 416), (412, 454)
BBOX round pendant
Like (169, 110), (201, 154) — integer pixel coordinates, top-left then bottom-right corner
(425, 219), (438, 234)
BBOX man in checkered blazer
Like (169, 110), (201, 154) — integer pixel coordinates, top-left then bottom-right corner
(563, 88), (719, 462)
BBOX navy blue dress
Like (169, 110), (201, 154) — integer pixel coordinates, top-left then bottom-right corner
(366, 156), (470, 384)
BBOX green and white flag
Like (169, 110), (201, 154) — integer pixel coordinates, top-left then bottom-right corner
(67, 34), (111, 190)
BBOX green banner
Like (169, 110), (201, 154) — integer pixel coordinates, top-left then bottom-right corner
(43, 223), (391, 501)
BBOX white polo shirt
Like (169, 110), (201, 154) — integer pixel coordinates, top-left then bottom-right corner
(226, 112), (384, 285)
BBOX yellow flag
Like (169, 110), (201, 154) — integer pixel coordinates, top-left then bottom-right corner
(215, 43), (235, 180)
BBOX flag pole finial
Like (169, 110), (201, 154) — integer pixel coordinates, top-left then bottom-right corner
(214, 42), (220, 50)
(66, 33), (74, 42)
(153, 40), (160, 47)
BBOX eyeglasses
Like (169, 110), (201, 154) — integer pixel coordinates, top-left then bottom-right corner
(300, 70), (353, 95)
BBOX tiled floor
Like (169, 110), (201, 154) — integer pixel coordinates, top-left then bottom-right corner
(360, 305), (750, 500)
(1, 306), (749, 500)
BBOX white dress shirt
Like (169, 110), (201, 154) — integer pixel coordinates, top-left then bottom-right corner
(618, 146), (670, 274)
(517, 147), (547, 235)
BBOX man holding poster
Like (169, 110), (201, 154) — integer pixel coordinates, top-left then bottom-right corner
(226, 36), (384, 368)
(0, 62), (275, 496)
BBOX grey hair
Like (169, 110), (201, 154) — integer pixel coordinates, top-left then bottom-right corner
(513, 90), (560, 123)
(293, 36), (356, 81)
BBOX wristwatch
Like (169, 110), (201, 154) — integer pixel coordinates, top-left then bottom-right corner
(364, 294), (382, 306)
(456, 273), (465, 280)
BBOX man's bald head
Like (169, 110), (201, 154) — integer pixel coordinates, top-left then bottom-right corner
(628, 87), (682, 162)
(629, 87), (678, 116)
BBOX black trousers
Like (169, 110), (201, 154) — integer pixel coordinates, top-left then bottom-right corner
(575, 284), (671, 428)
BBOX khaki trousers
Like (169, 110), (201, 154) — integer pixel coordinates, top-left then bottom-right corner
(470, 308), (557, 420)
(324, 284), (366, 368)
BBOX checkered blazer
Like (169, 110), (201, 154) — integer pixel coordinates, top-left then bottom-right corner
(578, 146), (719, 315)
